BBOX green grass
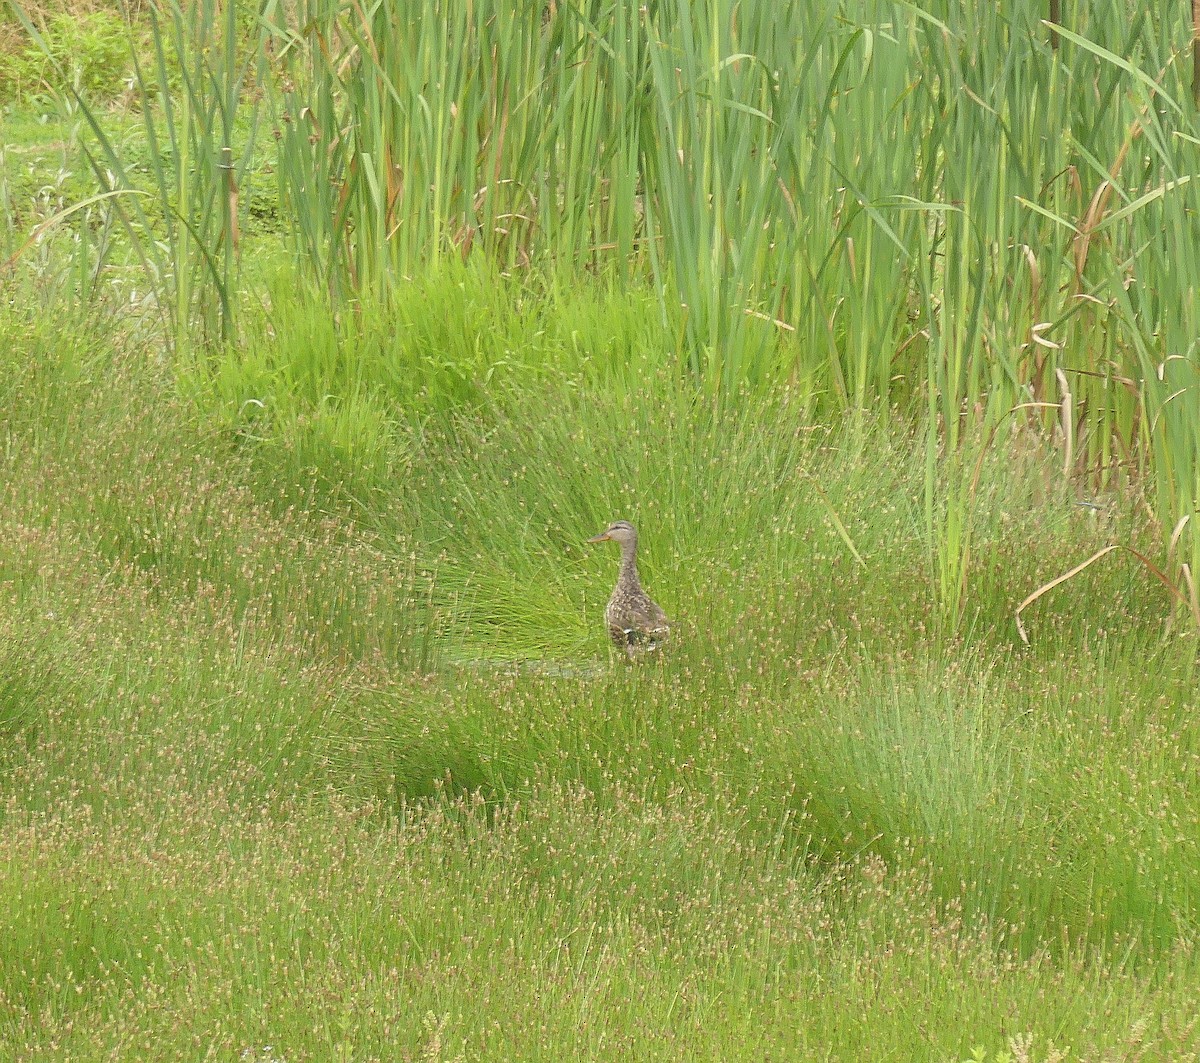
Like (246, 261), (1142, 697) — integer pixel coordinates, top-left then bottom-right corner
(4, 2), (1200, 1058)
(0, 6), (129, 102)
(1, 265), (1199, 1059)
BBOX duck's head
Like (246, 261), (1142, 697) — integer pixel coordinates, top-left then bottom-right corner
(587, 519), (638, 548)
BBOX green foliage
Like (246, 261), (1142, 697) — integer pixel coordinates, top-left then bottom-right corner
(182, 260), (682, 506)
(11, 0), (1200, 632)
(0, 10), (128, 103)
(258, 0), (1200, 405)
(2, 275), (1200, 1058)
(5, 5), (1200, 1059)
(7, 0), (268, 352)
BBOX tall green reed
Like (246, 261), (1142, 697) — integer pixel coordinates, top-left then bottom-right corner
(259, 2), (1191, 401)
(265, 0), (652, 296)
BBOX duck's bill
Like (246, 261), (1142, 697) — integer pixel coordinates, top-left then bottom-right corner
(587, 532), (610, 542)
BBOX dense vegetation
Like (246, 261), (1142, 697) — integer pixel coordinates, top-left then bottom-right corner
(2, 1), (1200, 1059)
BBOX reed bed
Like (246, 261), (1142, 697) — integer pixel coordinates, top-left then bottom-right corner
(259, 0), (1200, 621)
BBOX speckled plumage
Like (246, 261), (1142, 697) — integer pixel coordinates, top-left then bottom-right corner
(587, 520), (670, 658)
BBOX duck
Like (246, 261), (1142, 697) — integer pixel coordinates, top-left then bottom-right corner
(587, 519), (670, 658)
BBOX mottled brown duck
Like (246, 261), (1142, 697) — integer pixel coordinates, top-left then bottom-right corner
(587, 520), (670, 658)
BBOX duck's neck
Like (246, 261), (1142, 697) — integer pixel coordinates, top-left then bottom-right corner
(617, 541), (640, 587)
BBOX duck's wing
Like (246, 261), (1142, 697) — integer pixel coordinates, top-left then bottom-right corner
(622, 594), (670, 648)
(645, 598), (670, 635)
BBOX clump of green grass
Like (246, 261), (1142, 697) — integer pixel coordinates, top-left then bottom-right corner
(0, 7), (128, 103)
